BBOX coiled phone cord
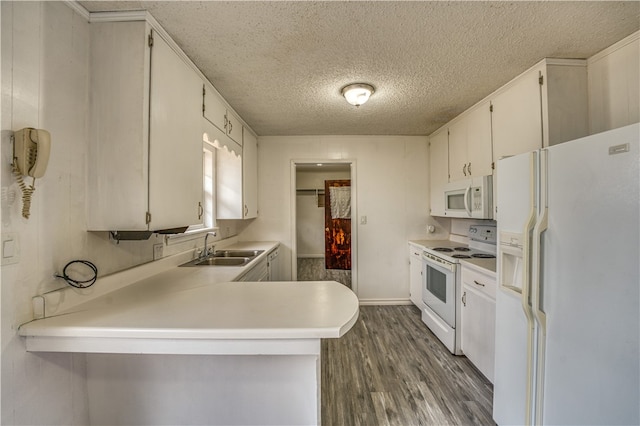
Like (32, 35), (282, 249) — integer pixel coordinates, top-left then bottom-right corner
(54, 260), (98, 289)
(11, 159), (35, 219)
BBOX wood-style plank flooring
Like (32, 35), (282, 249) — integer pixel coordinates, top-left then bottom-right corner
(321, 305), (495, 426)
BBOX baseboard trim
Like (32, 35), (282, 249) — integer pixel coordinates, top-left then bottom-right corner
(358, 299), (414, 306)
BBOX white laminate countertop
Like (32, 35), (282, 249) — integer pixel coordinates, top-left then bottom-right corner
(460, 258), (497, 274)
(18, 241), (359, 355)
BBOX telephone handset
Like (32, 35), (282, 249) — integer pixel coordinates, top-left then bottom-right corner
(12, 128), (51, 219)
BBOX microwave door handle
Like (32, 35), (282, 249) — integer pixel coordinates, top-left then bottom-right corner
(463, 185), (472, 217)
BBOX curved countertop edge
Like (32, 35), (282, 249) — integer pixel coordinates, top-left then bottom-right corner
(19, 279), (360, 355)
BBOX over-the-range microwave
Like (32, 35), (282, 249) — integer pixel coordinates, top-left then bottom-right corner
(443, 175), (493, 219)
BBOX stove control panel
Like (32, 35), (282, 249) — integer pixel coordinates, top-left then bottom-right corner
(468, 225), (496, 244)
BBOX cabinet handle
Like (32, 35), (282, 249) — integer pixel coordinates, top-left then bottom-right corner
(198, 201), (203, 220)
(462, 291), (467, 307)
(468, 162), (472, 175)
(473, 280), (485, 287)
(463, 163), (467, 176)
(224, 114), (228, 131)
(228, 120), (233, 134)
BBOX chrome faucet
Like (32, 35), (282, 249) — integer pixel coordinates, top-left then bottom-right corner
(201, 231), (217, 259)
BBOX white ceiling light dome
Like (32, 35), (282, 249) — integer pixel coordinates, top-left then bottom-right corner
(341, 83), (375, 107)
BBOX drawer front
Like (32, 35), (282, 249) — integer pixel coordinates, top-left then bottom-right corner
(408, 243), (423, 259)
(461, 265), (496, 299)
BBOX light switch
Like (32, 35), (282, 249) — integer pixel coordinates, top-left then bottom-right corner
(3, 239), (15, 258)
(360, 216), (367, 225)
(1, 233), (19, 265)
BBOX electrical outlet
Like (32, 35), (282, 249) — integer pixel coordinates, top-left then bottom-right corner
(153, 243), (164, 260)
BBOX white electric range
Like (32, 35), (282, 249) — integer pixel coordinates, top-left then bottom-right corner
(421, 225), (496, 355)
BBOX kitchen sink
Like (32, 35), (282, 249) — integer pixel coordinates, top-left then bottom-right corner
(181, 256), (252, 267)
(213, 250), (264, 258)
(179, 249), (264, 267)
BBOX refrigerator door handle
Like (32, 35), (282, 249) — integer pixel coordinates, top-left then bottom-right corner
(464, 184), (472, 217)
(521, 151), (538, 426)
(532, 150), (549, 331)
(531, 150), (549, 425)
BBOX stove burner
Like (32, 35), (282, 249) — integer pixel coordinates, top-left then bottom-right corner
(472, 253), (496, 259)
(454, 247), (470, 252)
(452, 254), (472, 259)
(433, 247), (454, 252)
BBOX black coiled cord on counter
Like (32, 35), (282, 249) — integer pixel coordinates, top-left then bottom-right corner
(55, 260), (98, 289)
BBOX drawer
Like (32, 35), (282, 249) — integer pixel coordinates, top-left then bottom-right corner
(408, 243), (423, 259)
(461, 264), (496, 300)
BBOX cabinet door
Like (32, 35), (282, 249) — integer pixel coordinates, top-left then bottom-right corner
(242, 129), (258, 218)
(491, 67), (543, 162)
(448, 120), (467, 181)
(226, 109), (243, 145)
(588, 40), (639, 134)
(149, 32), (203, 230)
(429, 130), (449, 216)
(461, 285), (496, 383)
(87, 21), (150, 231)
(409, 246), (423, 307)
(203, 81), (227, 134)
(466, 101), (493, 177)
(216, 137), (243, 219)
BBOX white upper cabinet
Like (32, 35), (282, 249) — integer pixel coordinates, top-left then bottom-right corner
(216, 126), (259, 220)
(88, 20), (203, 231)
(429, 59), (588, 219)
(149, 31), (204, 231)
(203, 81), (243, 145)
(448, 100), (493, 181)
(429, 130), (449, 217)
(588, 31), (640, 134)
(492, 59), (588, 162)
(242, 129), (258, 219)
(491, 66), (544, 161)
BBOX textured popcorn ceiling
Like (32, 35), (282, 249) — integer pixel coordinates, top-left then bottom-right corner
(80, 1), (639, 136)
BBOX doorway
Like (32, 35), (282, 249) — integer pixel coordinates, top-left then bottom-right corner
(291, 161), (357, 292)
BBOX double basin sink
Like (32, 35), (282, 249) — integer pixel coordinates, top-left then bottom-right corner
(180, 249), (265, 267)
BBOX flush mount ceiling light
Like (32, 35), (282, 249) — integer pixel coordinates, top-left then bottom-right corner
(341, 83), (375, 107)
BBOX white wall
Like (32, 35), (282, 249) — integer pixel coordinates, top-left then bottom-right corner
(1, 3), (90, 423)
(588, 31), (640, 134)
(240, 136), (430, 303)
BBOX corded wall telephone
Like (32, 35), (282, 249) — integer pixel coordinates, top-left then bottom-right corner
(12, 128), (51, 219)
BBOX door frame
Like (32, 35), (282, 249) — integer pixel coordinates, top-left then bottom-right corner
(290, 159), (358, 295)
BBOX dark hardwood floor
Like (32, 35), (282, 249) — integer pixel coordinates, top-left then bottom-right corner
(321, 305), (495, 426)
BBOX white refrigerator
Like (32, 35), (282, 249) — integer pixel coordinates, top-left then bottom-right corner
(493, 123), (639, 425)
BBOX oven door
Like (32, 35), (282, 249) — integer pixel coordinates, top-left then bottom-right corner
(422, 256), (457, 328)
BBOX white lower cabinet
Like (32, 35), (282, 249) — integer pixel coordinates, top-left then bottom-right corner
(236, 257), (268, 282)
(408, 244), (424, 307)
(460, 263), (496, 383)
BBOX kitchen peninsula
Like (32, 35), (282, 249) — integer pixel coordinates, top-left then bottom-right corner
(18, 241), (359, 425)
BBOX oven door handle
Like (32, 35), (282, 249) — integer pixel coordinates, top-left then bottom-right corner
(422, 256), (455, 274)
(463, 184), (472, 217)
